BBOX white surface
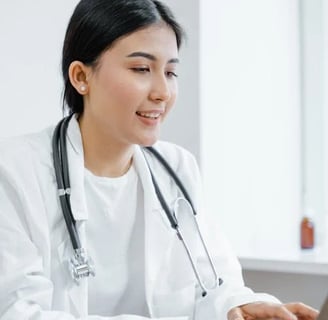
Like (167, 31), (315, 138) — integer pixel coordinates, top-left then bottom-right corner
(161, 0), (200, 160)
(238, 246), (328, 275)
(323, 0), (328, 245)
(300, 0), (326, 247)
(0, 1), (79, 136)
(200, 0), (301, 255)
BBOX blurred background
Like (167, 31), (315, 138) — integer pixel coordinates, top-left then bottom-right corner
(0, 0), (327, 309)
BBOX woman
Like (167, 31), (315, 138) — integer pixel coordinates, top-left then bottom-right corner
(0, 0), (318, 319)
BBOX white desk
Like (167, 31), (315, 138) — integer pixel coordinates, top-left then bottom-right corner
(237, 245), (328, 309)
(238, 247), (328, 275)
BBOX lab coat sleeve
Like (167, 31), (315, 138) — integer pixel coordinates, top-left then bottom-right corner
(0, 140), (187, 320)
(155, 142), (281, 319)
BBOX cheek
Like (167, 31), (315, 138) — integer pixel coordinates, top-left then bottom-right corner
(105, 76), (149, 109)
(165, 84), (178, 114)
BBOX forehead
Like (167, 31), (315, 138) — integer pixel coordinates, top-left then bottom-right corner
(104, 23), (179, 60)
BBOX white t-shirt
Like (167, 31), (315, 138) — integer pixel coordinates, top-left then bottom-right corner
(84, 163), (148, 316)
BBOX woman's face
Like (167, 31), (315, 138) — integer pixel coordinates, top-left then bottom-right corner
(81, 23), (179, 147)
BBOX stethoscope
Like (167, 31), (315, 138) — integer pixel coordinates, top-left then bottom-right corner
(52, 114), (223, 297)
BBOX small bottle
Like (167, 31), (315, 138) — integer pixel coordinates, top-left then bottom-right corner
(300, 216), (315, 249)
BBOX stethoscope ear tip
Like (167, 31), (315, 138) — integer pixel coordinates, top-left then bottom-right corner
(202, 291), (207, 297)
(218, 278), (224, 286)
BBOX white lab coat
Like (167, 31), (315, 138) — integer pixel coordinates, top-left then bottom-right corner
(0, 117), (279, 320)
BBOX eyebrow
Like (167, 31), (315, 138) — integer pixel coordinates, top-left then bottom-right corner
(126, 51), (179, 64)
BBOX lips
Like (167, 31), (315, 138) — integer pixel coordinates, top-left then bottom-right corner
(136, 111), (162, 119)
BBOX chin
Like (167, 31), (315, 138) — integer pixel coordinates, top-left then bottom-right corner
(139, 140), (157, 147)
(133, 128), (161, 147)
(138, 135), (159, 147)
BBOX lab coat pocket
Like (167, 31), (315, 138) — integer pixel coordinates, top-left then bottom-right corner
(152, 283), (195, 318)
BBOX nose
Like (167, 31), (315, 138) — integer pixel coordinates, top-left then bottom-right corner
(149, 74), (171, 103)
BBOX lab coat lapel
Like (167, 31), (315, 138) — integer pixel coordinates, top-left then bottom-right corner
(134, 147), (177, 312)
(66, 116), (88, 221)
(58, 116), (88, 316)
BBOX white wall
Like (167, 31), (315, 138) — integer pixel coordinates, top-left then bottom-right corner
(199, 1), (328, 307)
(200, 0), (301, 254)
(0, 1), (79, 136)
(301, 0), (326, 246)
(0, 0), (200, 160)
(161, 0), (200, 160)
(323, 0), (328, 242)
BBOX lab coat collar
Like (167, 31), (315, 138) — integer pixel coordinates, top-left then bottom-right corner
(66, 115), (88, 221)
(134, 147), (177, 314)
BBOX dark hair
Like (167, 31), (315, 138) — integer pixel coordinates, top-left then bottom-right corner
(62, 0), (185, 114)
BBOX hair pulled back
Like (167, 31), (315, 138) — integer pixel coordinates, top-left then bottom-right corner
(62, 0), (184, 114)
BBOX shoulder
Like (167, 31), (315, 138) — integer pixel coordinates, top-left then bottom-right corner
(151, 140), (198, 172)
(148, 141), (202, 202)
(0, 125), (54, 177)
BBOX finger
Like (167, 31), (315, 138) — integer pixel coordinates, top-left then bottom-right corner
(227, 307), (245, 320)
(284, 302), (319, 319)
(240, 302), (298, 320)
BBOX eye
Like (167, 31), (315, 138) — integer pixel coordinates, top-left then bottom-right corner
(166, 71), (178, 78)
(131, 67), (150, 73)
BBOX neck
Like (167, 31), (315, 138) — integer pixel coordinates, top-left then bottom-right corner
(78, 115), (134, 177)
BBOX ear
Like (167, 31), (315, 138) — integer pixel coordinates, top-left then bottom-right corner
(68, 61), (91, 95)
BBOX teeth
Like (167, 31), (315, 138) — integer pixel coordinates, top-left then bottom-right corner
(137, 112), (160, 119)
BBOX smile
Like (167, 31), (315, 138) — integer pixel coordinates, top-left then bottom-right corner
(136, 111), (161, 119)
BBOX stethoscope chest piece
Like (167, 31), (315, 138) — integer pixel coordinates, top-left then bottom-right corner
(69, 248), (95, 284)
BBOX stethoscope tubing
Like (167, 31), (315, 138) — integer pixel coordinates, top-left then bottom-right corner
(145, 146), (196, 212)
(143, 149), (223, 295)
(52, 115), (80, 250)
(52, 115), (223, 290)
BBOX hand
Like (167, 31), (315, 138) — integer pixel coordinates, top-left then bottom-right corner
(227, 301), (319, 320)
